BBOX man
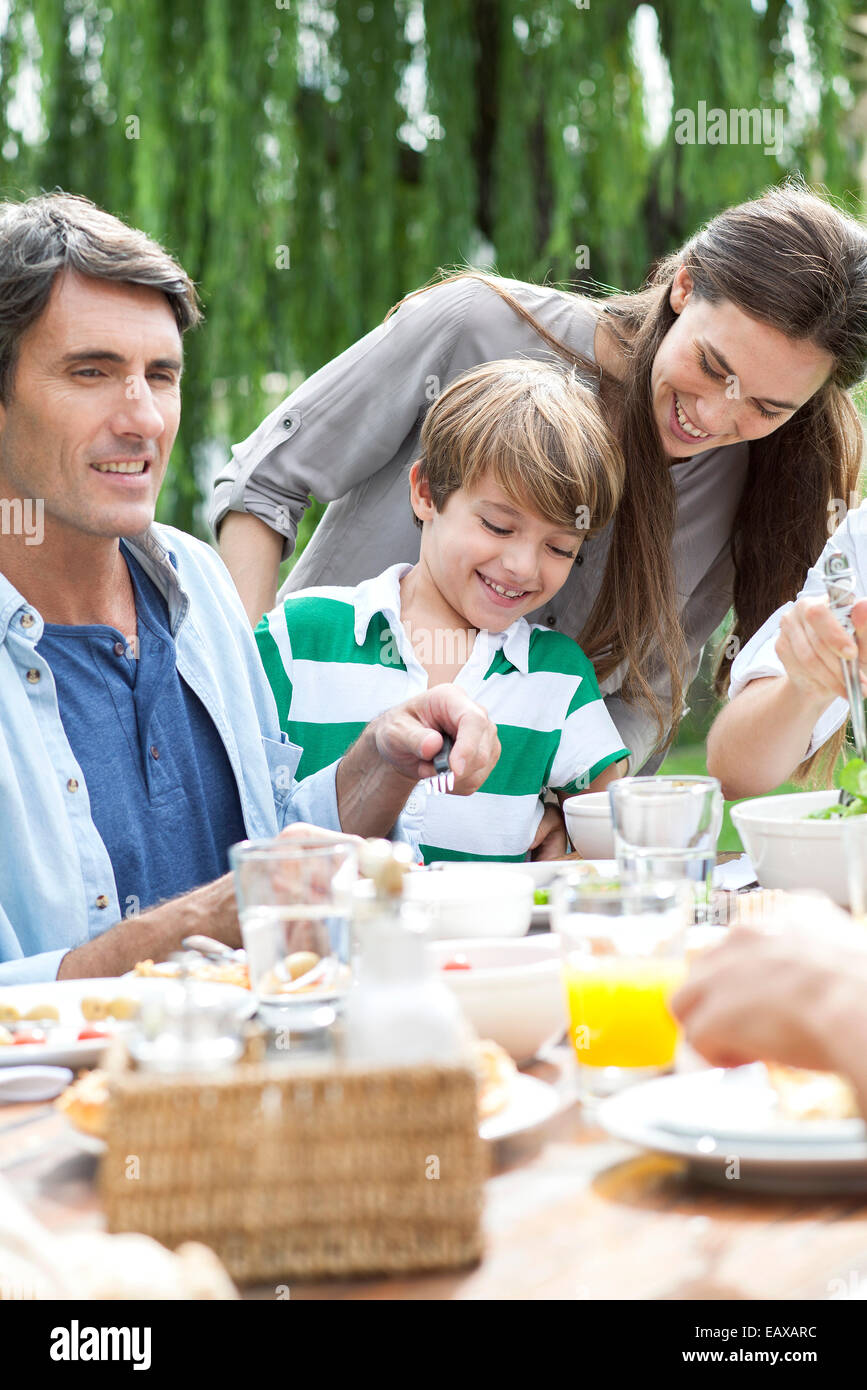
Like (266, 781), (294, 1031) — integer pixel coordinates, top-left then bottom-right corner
(0, 194), (500, 984)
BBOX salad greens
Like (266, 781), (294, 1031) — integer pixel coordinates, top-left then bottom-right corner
(807, 758), (867, 818)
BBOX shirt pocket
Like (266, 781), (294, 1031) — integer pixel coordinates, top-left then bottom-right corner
(261, 735), (303, 811)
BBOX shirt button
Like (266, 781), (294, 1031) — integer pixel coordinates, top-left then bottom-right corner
(545, 616), (556, 628)
(575, 554), (584, 566)
(66, 778), (79, 793)
(26, 668), (40, 683)
(95, 895), (109, 910)
(20, 612), (34, 629)
(150, 745), (160, 760)
(113, 640), (126, 657)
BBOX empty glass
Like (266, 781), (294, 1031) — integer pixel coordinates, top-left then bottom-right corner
(229, 838), (358, 1030)
(609, 775), (723, 921)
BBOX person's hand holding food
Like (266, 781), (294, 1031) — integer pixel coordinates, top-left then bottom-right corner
(671, 916), (867, 1116)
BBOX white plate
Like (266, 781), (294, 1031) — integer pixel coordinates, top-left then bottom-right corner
(479, 1072), (560, 1141)
(598, 1068), (867, 1192)
(0, 978), (253, 1069)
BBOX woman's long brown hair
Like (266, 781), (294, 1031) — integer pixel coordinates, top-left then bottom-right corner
(386, 181), (867, 773)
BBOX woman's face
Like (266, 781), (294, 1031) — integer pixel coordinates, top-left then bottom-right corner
(651, 266), (835, 459)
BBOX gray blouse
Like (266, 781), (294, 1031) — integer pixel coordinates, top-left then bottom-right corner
(210, 275), (749, 771)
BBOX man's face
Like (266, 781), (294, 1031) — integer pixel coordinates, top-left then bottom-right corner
(0, 270), (182, 540)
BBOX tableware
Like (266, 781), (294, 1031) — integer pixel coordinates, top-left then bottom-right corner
(402, 864), (535, 938)
(598, 1067), (867, 1193)
(230, 837), (357, 1029)
(609, 776), (723, 918)
(0, 978), (253, 1068)
(843, 816), (867, 920)
(428, 935), (566, 1062)
(562, 792), (616, 858)
(0, 1066), (72, 1102)
(479, 1073), (560, 1141)
(426, 732), (456, 795)
(731, 790), (850, 903)
(553, 876), (690, 1101)
(821, 548), (867, 799)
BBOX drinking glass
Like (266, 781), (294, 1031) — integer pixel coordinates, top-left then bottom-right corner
(229, 838), (358, 1030)
(552, 875), (690, 1102)
(608, 775), (723, 921)
(843, 816), (867, 922)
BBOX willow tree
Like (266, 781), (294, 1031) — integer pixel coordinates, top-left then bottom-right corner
(0, 0), (860, 537)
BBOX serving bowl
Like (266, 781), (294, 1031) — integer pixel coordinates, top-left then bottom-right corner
(730, 790), (849, 904)
(427, 935), (566, 1062)
(562, 792), (616, 859)
(403, 865), (535, 938)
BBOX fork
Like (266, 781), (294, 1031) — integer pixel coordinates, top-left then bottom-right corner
(821, 548), (867, 804)
(425, 733), (455, 795)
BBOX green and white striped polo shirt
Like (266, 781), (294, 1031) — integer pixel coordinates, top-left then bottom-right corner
(255, 563), (629, 863)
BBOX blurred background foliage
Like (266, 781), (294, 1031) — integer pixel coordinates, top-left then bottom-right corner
(1, 0), (866, 838)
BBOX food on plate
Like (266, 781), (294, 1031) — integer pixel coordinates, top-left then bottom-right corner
(0, 1026), (13, 1046)
(473, 1038), (517, 1119)
(0, 1004), (20, 1023)
(106, 996), (139, 1021)
(12, 1028), (46, 1046)
(533, 889), (549, 906)
(442, 954), (472, 971)
(56, 1069), (109, 1137)
(133, 957), (250, 989)
(765, 1063), (859, 1121)
(284, 950), (321, 981)
(24, 1003), (60, 1021)
(80, 996), (111, 1022)
(77, 1027), (112, 1042)
(259, 954), (349, 997)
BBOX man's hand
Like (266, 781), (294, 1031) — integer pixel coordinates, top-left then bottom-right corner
(370, 684), (501, 793)
(335, 684), (501, 837)
(777, 594), (867, 702)
(671, 916), (867, 1075)
(530, 803), (568, 861)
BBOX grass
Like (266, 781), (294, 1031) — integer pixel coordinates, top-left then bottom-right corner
(658, 744), (801, 854)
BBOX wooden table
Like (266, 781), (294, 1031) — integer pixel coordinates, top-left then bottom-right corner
(5, 1050), (867, 1301)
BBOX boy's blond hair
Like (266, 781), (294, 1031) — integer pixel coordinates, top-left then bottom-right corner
(414, 357), (624, 537)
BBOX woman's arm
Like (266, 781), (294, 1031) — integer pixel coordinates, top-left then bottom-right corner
(219, 513), (285, 626)
(706, 595), (867, 799)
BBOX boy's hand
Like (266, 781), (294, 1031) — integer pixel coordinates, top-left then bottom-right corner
(530, 803), (568, 860)
(777, 595), (867, 703)
(372, 683), (501, 794)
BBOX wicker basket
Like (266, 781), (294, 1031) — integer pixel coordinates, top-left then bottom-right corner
(99, 1048), (488, 1284)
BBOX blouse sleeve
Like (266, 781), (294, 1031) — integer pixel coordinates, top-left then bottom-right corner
(209, 277), (486, 560)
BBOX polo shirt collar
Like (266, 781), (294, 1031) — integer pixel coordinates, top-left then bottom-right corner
(0, 525), (187, 646)
(351, 561), (532, 675)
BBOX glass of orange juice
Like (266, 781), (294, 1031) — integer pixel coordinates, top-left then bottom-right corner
(553, 875), (691, 1102)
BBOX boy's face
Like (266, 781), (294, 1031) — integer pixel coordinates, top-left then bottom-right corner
(409, 465), (583, 633)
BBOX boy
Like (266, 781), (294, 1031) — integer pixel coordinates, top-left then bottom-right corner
(256, 359), (631, 862)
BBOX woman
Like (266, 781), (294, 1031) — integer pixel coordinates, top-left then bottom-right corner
(213, 181), (867, 774)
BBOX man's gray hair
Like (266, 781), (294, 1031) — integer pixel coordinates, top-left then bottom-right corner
(0, 191), (202, 400)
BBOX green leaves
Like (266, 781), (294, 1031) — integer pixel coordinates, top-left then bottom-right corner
(807, 758), (867, 818)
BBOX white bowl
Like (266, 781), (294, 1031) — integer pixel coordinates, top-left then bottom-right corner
(427, 935), (566, 1062)
(403, 866), (535, 938)
(730, 790), (849, 904)
(562, 792), (616, 859)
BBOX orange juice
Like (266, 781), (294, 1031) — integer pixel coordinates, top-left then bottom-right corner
(563, 956), (686, 1069)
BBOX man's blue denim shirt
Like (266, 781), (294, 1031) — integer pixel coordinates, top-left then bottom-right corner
(0, 524), (341, 983)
